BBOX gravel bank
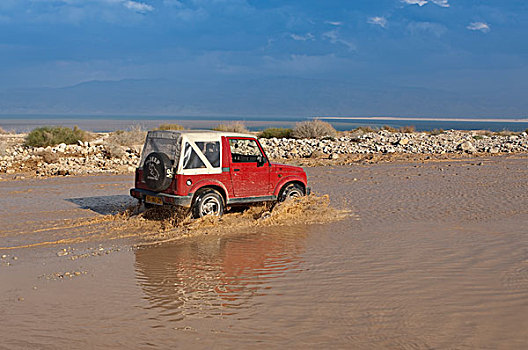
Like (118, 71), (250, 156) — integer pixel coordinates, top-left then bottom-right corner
(1, 129), (527, 177)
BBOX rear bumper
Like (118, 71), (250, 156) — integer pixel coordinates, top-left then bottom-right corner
(130, 188), (193, 207)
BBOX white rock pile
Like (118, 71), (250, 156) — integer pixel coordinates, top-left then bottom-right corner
(0, 138), (141, 176)
(259, 130), (528, 159)
(0, 129), (527, 177)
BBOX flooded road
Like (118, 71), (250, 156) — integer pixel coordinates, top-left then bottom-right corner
(1, 157), (527, 349)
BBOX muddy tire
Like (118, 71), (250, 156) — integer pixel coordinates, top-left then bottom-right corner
(143, 152), (173, 192)
(192, 189), (224, 219)
(278, 183), (305, 202)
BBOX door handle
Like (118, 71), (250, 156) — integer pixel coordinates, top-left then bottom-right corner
(233, 169), (240, 172)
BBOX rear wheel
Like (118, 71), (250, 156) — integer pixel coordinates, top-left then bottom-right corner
(278, 183), (305, 202)
(192, 189), (224, 219)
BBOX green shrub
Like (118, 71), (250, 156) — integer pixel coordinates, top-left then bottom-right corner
(25, 126), (87, 147)
(157, 123), (185, 131)
(472, 135), (484, 140)
(258, 128), (293, 139)
(292, 120), (337, 139)
(213, 121), (249, 133)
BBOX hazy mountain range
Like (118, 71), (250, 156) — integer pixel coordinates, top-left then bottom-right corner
(0, 78), (525, 118)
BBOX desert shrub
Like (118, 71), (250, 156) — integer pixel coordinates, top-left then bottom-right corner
(107, 125), (147, 146)
(104, 143), (126, 158)
(259, 128), (293, 139)
(381, 125), (398, 132)
(472, 135), (484, 140)
(292, 120), (337, 139)
(25, 126), (87, 147)
(0, 141), (6, 156)
(213, 121), (249, 133)
(428, 128), (444, 135)
(399, 125), (416, 133)
(352, 126), (376, 133)
(0, 126), (7, 134)
(494, 130), (517, 136)
(157, 123), (185, 131)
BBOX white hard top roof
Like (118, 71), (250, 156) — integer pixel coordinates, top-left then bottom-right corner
(147, 129), (255, 139)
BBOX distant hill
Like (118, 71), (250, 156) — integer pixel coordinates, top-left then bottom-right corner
(0, 77), (525, 117)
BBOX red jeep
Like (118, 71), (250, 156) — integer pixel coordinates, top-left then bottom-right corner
(130, 130), (310, 218)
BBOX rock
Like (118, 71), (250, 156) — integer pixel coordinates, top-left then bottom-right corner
(77, 140), (84, 146)
(458, 141), (476, 153)
(310, 150), (324, 159)
(329, 153), (340, 160)
(489, 147), (499, 154)
(399, 138), (409, 145)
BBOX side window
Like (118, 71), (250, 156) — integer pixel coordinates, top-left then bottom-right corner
(229, 139), (263, 163)
(195, 141), (220, 168)
(182, 143), (206, 169)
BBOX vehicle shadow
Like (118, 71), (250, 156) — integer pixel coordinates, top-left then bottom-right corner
(66, 195), (137, 215)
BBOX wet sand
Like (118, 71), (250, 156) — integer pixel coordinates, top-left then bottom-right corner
(1, 157), (527, 349)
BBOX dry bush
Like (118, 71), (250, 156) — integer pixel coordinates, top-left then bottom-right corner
(157, 123), (185, 131)
(0, 126), (7, 134)
(352, 126), (376, 133)
(399, 125), (416, 133)
(213, 121), (249, 133)
(259, 128), (293, 139)
(428, 128), (444, 135)
(494, 130), (517, 136)
(0, 141), (6, 156)
(381, 125), (398, 132)
(25, 126), (88, 147)
(292, 120), (337, 139)
(107, 125), (147, 146)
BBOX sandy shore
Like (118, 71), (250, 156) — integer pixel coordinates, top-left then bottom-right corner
(1, 157), (527, 348)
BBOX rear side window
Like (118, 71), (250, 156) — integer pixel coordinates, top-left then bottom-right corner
(195, 141), (220, 168)
(229, 139), (263, 163)
(182, 143), (206, 169)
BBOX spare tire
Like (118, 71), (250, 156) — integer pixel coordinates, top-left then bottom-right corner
(143, 152), (173, 192)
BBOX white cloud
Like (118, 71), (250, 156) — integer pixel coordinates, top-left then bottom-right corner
(401, 0), (450, 7)
(401, 0), (428, 6)
(467, 22), (490, 33)
(290, 33), (315, 41)
(430, 0), (450, 7)
(322, 30), (356, 51)
(325, 21), (342, 26)
(368, 16), (387, 28)
(123, 1), (153, 13)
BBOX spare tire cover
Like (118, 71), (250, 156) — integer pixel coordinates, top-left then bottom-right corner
(143, 152), (173, 192)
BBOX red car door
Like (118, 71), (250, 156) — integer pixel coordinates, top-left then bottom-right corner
(228, 137), (270, 197)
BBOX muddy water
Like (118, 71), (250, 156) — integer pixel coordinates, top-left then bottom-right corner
(1, 157), (528, 349)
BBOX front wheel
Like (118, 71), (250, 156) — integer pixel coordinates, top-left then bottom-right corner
(278, 183), (305, 202)
(192, 189), (224, 219)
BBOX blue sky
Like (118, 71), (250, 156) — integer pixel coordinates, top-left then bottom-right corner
(0, 0), (527, 116)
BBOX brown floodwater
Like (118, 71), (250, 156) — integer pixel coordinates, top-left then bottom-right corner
(1, 157), (527, 349)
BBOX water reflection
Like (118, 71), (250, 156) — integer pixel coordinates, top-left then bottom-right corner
(134, 227), (307, 322)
